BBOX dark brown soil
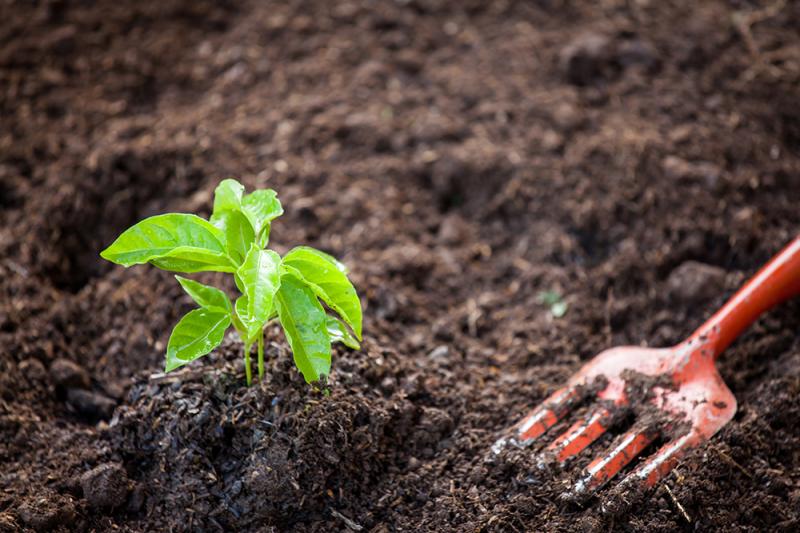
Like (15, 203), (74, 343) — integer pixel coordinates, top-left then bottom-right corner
(2, 0), (800, 531)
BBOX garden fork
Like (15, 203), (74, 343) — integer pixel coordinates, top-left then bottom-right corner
(492, 236), (800, 512)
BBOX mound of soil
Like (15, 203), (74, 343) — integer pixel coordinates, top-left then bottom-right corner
(2, 0), (799, 531)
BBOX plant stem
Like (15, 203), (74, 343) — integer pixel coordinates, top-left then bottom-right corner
(244, 342), (253, 386)
(257, 329), (265, 381)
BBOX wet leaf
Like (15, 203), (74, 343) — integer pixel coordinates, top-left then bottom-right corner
(282, 246), (362, 339)
(275, 275), (331, 382)
(233, 295), (248, 334)
(212, 210), (255, 265)
(165, 308), (231, 372)
(211, 178), (245, 215)
(175, 276), (232, 314)
(100, 214), (235, 273)
(236, 245), (281, 339)
(210, 179), (282, 247)
(242, 189), (283, 244)
(326, 315), (360, 350)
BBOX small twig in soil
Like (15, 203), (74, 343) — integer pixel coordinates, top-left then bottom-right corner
(466, 298), (482, 337)
(664, 484), (692, 524)
(449, 479), (467, 513)
(330, 509), (363, 531)
(486, 514), (523, 533)
(732, 0), (788, 83)
(716, 448), (753, 479)
(733, 0), (786, 59)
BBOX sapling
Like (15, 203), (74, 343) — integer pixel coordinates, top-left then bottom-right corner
(100, 179), (362, 385)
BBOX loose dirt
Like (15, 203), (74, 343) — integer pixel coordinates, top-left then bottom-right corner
(2, 0), (799, 531)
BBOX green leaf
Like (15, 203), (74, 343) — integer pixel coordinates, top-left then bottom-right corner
(100, 214), (235, 273)
(326, 315), (360, 350)
(147, 250), (236, 273)
(212, 178), (245, 216)
(212, 210), (255, 265)
(537, 290), (568, 318)
(210, 179), (256, 263)
(236, 245), (281, 339)
(242, 189), (283, 240)
(275, 275), (331, 383)
(233, 295), (248, 334)
(165, 308), (231, 372)
(311, 248), (349, 274)
(209, 180), (280, 248)
(175, 276), (232, 314)
(282, 246), (362, 339)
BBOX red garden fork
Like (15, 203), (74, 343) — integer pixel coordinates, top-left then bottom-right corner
(492, 236), (800, 512)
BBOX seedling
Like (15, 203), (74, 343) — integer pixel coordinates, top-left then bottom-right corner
(538, 290), (568, 318)
(100, 179), (362, 385)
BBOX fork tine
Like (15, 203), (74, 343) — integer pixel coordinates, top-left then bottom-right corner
(546, 407), (615, 462)
(600, 432), (698, 515)
(492, 384), (587, 455)
(516, 385), (582, 441)
(563, 425), (659, 504)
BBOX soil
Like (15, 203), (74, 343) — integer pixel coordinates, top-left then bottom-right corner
(2, 0), (800, 531)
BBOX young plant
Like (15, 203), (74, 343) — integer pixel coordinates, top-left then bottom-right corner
(100, 179), (362, 385)
(537, 290), (568, 318)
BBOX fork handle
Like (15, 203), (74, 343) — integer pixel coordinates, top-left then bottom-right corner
(688, 235), (800, 359)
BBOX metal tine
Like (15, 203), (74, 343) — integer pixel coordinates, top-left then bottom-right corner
(544, 406), (616, 463)
(563, 425), (660, 504)
(516, 385), (585, 440)
(600, 431), (698, 516)
(491, 384), (588, 455)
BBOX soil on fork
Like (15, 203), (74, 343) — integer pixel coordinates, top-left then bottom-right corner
(1, 1), (800, 531)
